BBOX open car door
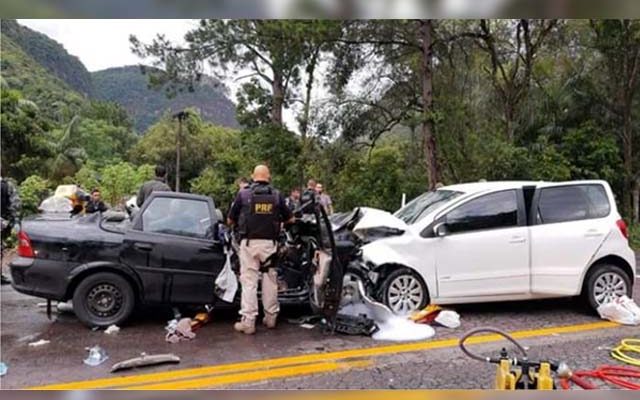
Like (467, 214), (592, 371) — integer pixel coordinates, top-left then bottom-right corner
(307, 203), (345, 326)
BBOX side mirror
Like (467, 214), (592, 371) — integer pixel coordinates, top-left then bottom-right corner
(433, 222), (449, 237)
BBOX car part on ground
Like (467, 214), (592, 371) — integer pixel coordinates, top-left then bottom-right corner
(72, 272), (136, 328)
(111, 353), (180, 373)
(333, 314), (378, 336)
(83, 346), (108, 367)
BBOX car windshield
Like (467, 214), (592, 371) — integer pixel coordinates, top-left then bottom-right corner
(394, 190), (463, 225)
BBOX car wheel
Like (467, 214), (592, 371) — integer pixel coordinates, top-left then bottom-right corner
(72, 272), (135, 328)
(380, 268), (429, 315)
(583, 264), (632, 311)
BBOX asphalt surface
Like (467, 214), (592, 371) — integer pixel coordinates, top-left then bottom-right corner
(1, 253), (639, 390)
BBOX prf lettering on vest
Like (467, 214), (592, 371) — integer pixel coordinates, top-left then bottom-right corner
(254, 202), (273, 214)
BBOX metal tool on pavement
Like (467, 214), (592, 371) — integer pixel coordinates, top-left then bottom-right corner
(111, 353), (180, 373)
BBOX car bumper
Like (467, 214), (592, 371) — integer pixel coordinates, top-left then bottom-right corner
(10, 256), (68, 301)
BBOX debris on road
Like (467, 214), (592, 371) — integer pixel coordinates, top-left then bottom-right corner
(300, 323), (315, 329)
(165, 318), (196, 343)
(16, 333), (40, 343)
(56, 301), (74, 314)
(334, 313), (378, 336)
(337, 280), (435, 341)
(27, 339), (50, 347)
(111, 353), (180, 373)
(597, 296), (640, 325)
(434, 310), (461, 329)
(0, 362), (7, 377)
(83, 346), (108, 366)
(410, 305), (442, 324)
(214, 250), (238, 302)
(104, 325), (120, 335)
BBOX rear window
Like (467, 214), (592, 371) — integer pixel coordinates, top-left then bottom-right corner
(537, 184), (610, 224)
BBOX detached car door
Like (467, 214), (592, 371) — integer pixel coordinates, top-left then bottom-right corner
(122, 194), (225, 305)
(434, 189), (530, 298)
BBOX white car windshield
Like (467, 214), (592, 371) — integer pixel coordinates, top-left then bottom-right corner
(394, 190), (463, 225)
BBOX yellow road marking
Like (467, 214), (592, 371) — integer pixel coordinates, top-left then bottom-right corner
(30, 320), (619, 390)
(129, 360), (373, 390)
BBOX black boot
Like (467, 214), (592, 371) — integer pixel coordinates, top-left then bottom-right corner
(1, 274), (11, 285)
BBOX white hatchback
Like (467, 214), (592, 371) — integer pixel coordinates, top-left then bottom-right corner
(355, 180), (636, 314)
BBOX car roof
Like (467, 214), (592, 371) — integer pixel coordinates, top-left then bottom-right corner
(439, 180), (609, 195)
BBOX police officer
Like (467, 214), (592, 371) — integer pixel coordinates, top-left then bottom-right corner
(227, 165), (293, 334)
(1, 175), (21, 285)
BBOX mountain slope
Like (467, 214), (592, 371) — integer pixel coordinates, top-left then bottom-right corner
(0, 34), (86, 115)
(1, 19), (93, 96)
(92, 66), (239, 132)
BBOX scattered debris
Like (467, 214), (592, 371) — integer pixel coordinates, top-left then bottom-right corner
(16, 333), (40, 343)
(104, 325), (120, 335)
(338, 281), (435, 341)
(56, 301), (74, 313)
(434, 310), (461, 329)
(172, 307), (182, 320)
(0, 362), (6, 377)
(300, 323), (315, 330)
(91, 326), (100, 332)
(334, 313), (378, 336)
(111, 353), (180, 373)
(84, 346), (108, 366)
(214, 250), (238, 302)
(597, 296), (640, 325)
(165, 318), (196, 343)
(28, 339), (50, 347)
(410, 304), (442, 324)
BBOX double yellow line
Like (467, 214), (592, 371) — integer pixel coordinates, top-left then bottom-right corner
(30, 320), (619, 390)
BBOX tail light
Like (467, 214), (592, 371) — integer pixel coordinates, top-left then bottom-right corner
(616, 219), (629, 240)
(17, 230), (35, 258)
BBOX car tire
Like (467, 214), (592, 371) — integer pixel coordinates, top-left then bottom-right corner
(72, 272), (135, 328)
(380, 268), (429, 315)
(583, 264), (632, 312)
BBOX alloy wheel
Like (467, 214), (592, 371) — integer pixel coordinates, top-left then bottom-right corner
(593, 272), (628, 306)
(387, 274), (424, 314)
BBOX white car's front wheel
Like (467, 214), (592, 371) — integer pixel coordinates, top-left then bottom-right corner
(380, 268), (429, 315)
(584, 264), (632, 311)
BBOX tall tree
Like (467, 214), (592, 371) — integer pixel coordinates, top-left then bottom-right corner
(589, 20), (640, 220)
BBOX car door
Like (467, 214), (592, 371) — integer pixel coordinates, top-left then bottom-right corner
(434, 189), (530, 298)
(122, 194), (225, 304)
(529, 184), (613, 295)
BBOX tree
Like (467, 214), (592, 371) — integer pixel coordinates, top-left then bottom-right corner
(18, 175), (50, 216)
(589, 20), (640, 220)
(131, 20), (335, 128)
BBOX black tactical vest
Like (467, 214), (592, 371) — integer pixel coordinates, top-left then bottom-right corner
(240, 184), (281, 240)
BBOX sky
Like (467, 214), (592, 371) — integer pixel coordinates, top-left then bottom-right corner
(17, 19), (303, 130)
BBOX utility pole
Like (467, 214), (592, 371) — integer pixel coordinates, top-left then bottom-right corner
(172, 110), (188, 192)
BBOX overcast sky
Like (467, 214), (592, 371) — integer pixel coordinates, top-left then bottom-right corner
(16, 19), (328, 131)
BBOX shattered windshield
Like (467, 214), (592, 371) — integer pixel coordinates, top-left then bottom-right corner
(394, 190), (463, 225)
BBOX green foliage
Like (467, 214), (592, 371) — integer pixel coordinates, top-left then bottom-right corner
(99, 162), (154, 207)
(18, 175), (50, 216)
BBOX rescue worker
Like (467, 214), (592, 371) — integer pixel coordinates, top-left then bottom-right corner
(300, 179), (317, 213)
(227, 165), (294, 334)
(85, 188), (108, 214)
(136, 165), (171, 207)
(1, 176), (21, 285)
(316, 183), (334, 215)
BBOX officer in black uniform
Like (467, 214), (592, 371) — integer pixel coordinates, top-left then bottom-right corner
(227, 165), (293, 334)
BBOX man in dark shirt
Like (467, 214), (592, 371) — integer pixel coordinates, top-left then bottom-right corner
(85, 188), (108, 214)
(227, 165), (293, 334)
(136, 165), (171, 207)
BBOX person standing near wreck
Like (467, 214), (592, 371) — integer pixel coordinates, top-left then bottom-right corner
(136, 165), (171, 207)
(227, 165), (294, 335)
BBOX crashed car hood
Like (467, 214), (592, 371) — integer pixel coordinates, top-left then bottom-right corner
(352, 207), (409, 232)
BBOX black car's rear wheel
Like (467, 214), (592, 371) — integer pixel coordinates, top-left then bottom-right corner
(73, 272), (135, 328)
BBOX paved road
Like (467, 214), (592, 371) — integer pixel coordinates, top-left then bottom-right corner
(1, 259), (638, 389)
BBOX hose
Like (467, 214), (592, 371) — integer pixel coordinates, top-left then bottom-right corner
(459, 327), (528, 363)
(560, 365), (640, 390)
(611, 339), (640, 367)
